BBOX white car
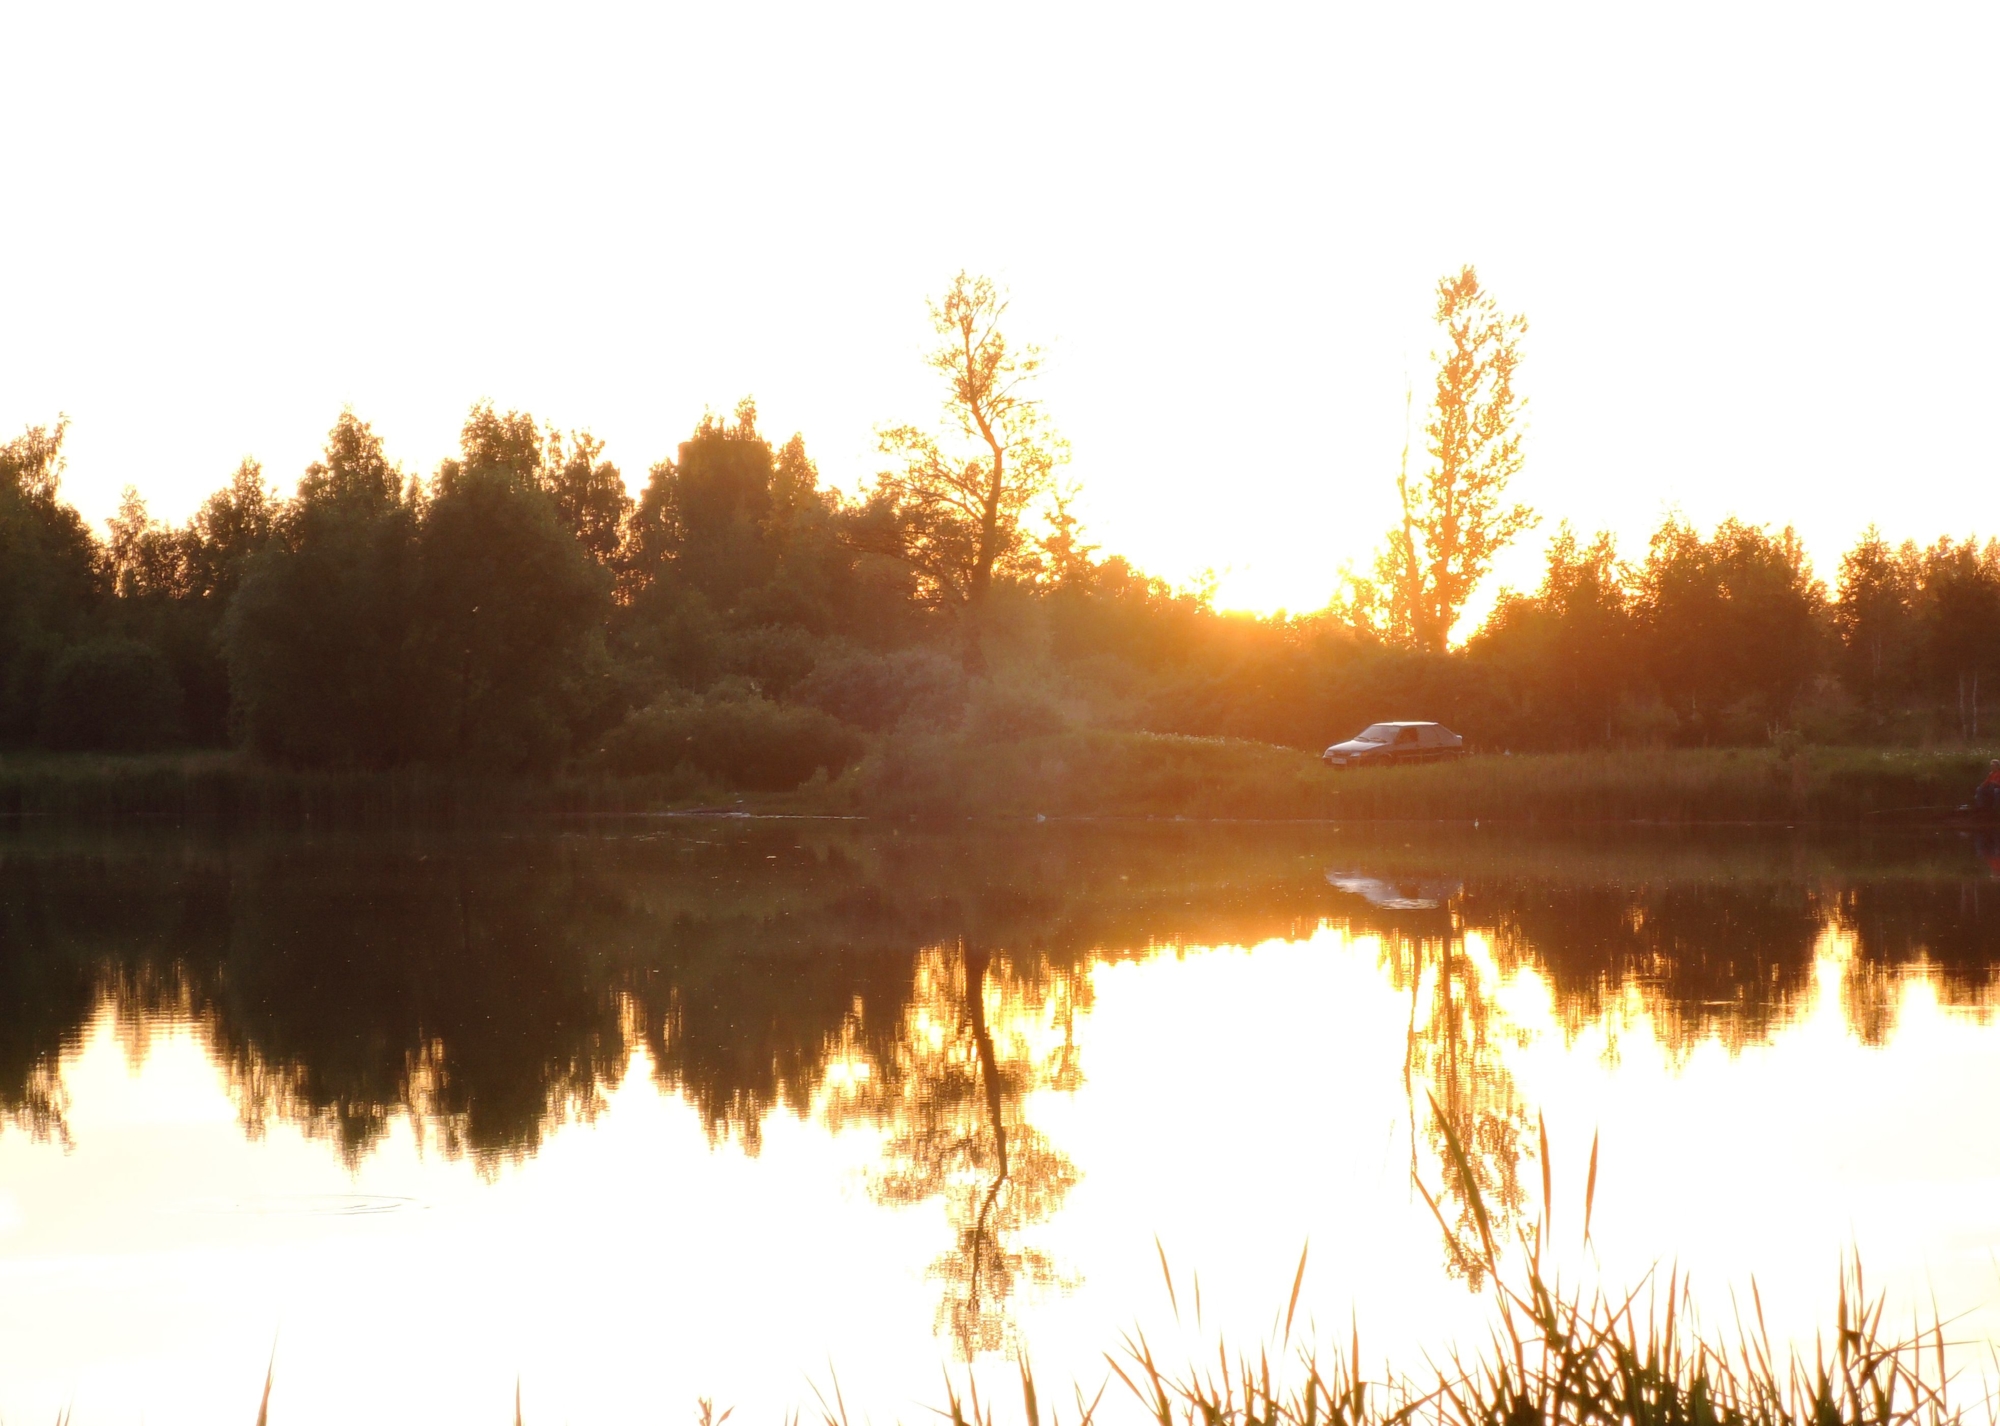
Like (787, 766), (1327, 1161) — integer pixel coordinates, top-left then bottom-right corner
(1321, 721), (1465, 769)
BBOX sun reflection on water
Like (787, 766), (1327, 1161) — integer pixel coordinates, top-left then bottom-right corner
(0, 825), (1997, 1423)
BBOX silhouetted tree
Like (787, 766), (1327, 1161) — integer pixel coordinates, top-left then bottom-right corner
(409, 405), (613, 769)
(1834, 526), (1920, 728)
(225, 411), (424, 764)
(1635, 517), (1825, 742)
(625, 400), (790, 609)
(95, 462), (278, 744)
(875, 274), (1064, 670)
(1378, 268), (1536, 651)
(613, 403), (914, 724)
(1471, 524), (1632, 746)
(542, 429), (630, 566)
(1913, 537), (2000, 742)
(0, 417), (102, 742)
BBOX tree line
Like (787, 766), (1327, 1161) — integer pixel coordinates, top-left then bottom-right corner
(2, 269), (1996, 782)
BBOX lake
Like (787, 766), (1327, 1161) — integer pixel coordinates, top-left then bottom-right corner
(1, 821), (1997, 1424)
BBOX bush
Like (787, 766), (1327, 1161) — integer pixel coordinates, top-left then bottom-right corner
(792, 644), (966, 732)
(39, 638), (185, 751)
(597, 683), (865, 791)
(962, 677), (1070, 741)
(854, 726), (1333, 819)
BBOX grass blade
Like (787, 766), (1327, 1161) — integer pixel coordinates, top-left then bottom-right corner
(1284, 1240), (1310, 1346)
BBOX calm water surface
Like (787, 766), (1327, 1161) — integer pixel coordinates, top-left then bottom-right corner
(2, 822), (1998, 1424)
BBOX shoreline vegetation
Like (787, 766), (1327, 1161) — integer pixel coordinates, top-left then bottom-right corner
(1, 742), (1993, 826)
(5, 271), (2000, 811)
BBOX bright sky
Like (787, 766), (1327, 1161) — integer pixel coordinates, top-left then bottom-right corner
(3, 3), (1994, 615)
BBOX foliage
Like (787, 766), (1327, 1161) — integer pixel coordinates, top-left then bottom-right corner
(596, 680), (864, 790)
(7, 266), (2000, 780)
(1470, 525), (1630, 747)
(619, 400), (917, 700)
(0, 416), (102, 741)
(99, 462), (277, 743)
(1377, 267), (1537, 651)
(792, 642), (968, 731)
(225, 412), (425, 765)
(223, 409), (611, 770)
(873, 272), (1065, 666)
(1634, 517), (1826, 743)
(39, 636), (184, 750)
(413, 412), (612, 769)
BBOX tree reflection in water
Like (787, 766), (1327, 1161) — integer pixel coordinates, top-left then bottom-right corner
(825, 941), (1082, 1359)
(1379, 924), (1530, 1290)
(4, 823), (2000, 1313)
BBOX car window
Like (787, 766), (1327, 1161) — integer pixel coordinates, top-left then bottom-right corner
(1355, 725), (1395, 743)
(1395, 727), (1418, 745)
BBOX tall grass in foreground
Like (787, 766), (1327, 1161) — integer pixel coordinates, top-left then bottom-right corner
(446, 1110), (1986, 1426)
(904, 1103), (1979, 1426)
(220, 1233), (1981, 1426)
(42, 1101), (2000, 1425)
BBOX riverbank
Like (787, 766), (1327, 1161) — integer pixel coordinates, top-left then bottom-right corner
(0, 739), (1991, 825)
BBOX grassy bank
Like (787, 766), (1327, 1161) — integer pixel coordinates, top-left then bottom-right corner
(0, 751), (693, 824)
(837, 733), (1995, 824)
(0, 740), (1993, 825)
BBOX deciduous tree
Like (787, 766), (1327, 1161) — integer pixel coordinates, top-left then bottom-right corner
(1378, 267), (1536, 651)
(412, 408), (612, 770)
(1471, 523), (1631, 745)
(225, 411), (424, 765)
(1635, 517), (1826, 742)
(0, 417), (102, 741)
(1912, 537), (2000, 741)
(1833, 526), (1919, 725)
(875, 274), (1065, 669)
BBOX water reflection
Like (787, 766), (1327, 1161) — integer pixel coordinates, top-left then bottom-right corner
(2, 823), (1999, 1351)
(824, 943), (1082, 1357)
(1383, 928), (1529, 1289)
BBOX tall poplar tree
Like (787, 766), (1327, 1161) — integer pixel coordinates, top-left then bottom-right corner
(1378, 266), (1536, 651)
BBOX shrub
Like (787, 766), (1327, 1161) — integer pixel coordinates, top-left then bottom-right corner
(793, 644), (966, 732)
(963, 677), (1070, 741)
(597, 683), (864, 790)
(39, 638), (185, 751)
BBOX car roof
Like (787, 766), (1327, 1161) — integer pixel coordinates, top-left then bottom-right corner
(1371, 720), (1443, 727)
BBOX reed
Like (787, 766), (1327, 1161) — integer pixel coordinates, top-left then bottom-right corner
(212, 1222), (1982, 1426)
(506, 1107), (1981, 1426)
(905, 1104), (1979, 1426)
